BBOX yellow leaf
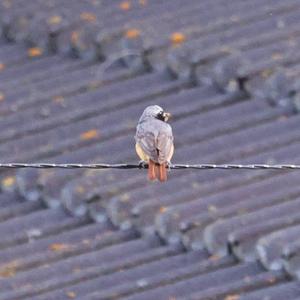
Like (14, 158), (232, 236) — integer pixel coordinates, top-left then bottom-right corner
(66, 291), (77, 298)
(80, 129), (99, 140)
(2, 176), (15, 187)
(49, 243), (71, 252)
(224, 295), (240, 300)
(75, 186), (85, 194)
(28, 47), (43, 57)
(125, 28), (140, 39)
(0, 261), (19, 278)
(120, 1), (131, 10)
(48, 15), (62, 25)
(170, 32), (186, 45)
(209, 254), (220, 261)
(80, 12), (97, 22)
(159, 206), (168, 213)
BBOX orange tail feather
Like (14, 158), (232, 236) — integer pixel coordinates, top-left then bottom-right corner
(158, 163), (167, 182)
(148, 160), (156, 181)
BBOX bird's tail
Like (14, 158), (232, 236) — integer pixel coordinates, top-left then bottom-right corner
(148, 159), (156, 181)
(158, 163), (167, 182)
(148, 160), (167, 182)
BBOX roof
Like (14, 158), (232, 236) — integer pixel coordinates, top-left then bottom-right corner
(0, 0), (300, 299)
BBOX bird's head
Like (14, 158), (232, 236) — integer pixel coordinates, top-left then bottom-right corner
(140, 105), (171, 122)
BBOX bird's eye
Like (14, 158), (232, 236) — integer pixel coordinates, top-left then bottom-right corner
(156, 111), (164, 121)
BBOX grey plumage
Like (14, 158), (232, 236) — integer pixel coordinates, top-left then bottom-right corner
(135, 105), (174, 164)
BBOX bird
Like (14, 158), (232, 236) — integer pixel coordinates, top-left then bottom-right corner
(135, 105), (174, 182)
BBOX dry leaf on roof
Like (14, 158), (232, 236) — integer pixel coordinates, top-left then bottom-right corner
(66, 291), (77, 298)
(48, 15), (62, 25)
(209, 254), (220, 261)
(80, 12), (97, 22)
(49, 243), (72, 252)
(80, 129), (99, 140)
(125, 28), (140, 39)
(159, 206), (168, 213)
(224, 295), (240, 300)
(2, 176), (16, 188)
(0, 261), (20, 278)
(170, 32), (186, 45)
(28, 47), (43, 57)
(120, 1), (131, 10)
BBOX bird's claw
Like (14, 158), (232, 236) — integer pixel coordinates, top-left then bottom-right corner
(166, 162), (173, 170)
(138, 161), (148, 169)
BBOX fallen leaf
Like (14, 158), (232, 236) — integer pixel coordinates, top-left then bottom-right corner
(125, 28), (140, 39)
(159, 206), (168, 213)
(49, 243), (72, 252)
(209, 254), (220, 261)
(80, 12), (97, 22)
(170, 32), (186, 45)
(80, 129), (99, 140)
(119, 1), (131, 10)
(48, 15), (62, 25)
(0, 261), (19, 278)
(28, 47), (43, 57)
(75, 186), (85, 194)
(2, 176), (15, 188)
(224, 295), (240, 300)
(66, 291), (77, 298)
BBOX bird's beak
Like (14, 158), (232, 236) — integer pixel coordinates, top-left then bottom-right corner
(163, 112), (171, 122)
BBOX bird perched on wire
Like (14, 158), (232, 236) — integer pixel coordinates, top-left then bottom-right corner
(135, 105), (174, 182)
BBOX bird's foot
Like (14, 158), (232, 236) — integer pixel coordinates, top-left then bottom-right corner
(166, 162), (173, 170)
(138, 160), (148, 169)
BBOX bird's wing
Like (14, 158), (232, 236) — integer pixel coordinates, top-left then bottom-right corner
(156, 124), (174, 163)
(135, 123), (158, 160)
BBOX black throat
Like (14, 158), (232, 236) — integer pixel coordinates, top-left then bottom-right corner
(156, 113), (165, 122)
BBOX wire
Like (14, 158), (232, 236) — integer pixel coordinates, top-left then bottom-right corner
(0, 163), (300, 170)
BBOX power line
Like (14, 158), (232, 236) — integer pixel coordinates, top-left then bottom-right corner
(0, 163), (299, 170)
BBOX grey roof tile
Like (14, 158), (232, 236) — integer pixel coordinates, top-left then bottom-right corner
(256, 224), (300, 271)
(182, 270), (286, 300)
(282, 239), (300, 279)
(204, 195), (300, 258)
(0, 207), (88, 249)
(237, 281), (300, 300)
(82, 256), (235, 300)
(26, 247), (202, 300)
(111, 262), (265, 300)
(0, 1), (300, 299)
(3, 244), (181, 300)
